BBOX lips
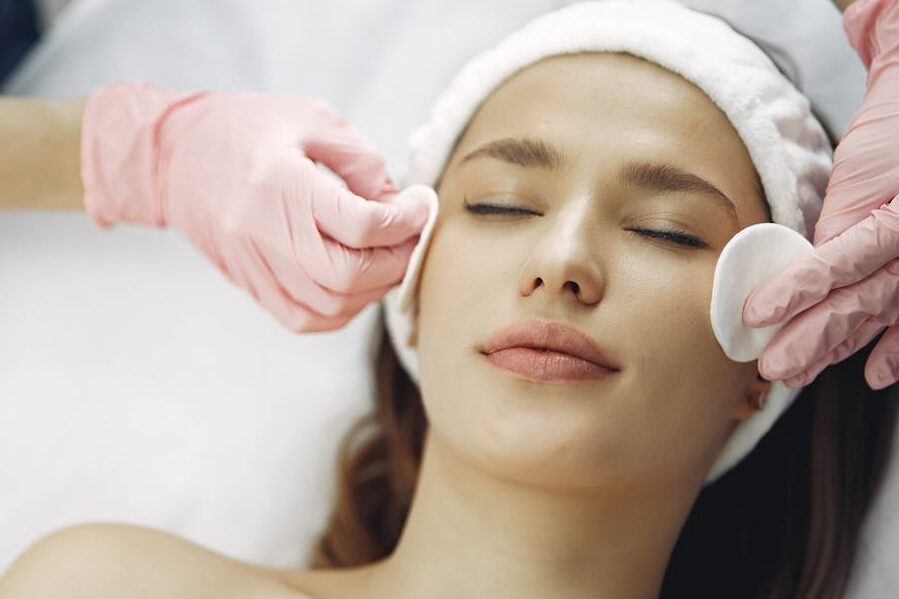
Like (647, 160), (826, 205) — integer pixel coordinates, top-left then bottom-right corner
(479, 319), (622, 373)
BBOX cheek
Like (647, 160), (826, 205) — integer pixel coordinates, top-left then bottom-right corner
(417, 213), (521, 326)
(414, 212), (538, 432)
(414, 218), (491, 448)
(613, 252), (750, 469)
(616, 251), (719, 366)
(615, 245), (731, 363)
(415, 218), (495, 384)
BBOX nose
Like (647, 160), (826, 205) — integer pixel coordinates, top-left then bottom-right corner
(517, 201), (605, 306)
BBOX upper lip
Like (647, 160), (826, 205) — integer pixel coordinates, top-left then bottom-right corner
(479, 319), (622, 371)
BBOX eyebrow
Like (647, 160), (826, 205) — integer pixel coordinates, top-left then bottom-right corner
(460, 137), (565, 170)
(618, 162), (739, 228)
(459, 137), (739, 228)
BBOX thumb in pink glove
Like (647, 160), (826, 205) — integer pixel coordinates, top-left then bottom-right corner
(742, 0), (899, 390)
(81, 82), (431, 332)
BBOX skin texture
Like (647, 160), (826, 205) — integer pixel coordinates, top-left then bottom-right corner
(0, 53), (774, 599)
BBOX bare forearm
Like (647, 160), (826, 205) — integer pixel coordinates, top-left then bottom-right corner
(833, 0), (857, 12)
(0, 97), (86, 211)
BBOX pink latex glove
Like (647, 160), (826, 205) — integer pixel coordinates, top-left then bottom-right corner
(742, 0), (899, 390)
(81, 82), (430, 332)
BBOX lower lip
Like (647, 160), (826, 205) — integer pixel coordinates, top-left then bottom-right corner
(481, 348), (617, 382)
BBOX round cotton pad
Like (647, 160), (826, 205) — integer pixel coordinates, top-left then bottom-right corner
(395, 184), (440, 314)
(710, 223), (815, 361)
(704, 222), (816, 481)
(381, 185), (438, 393)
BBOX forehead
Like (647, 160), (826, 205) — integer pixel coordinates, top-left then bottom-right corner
(446, 52), (766, 222)
(466, 52), (733, 143)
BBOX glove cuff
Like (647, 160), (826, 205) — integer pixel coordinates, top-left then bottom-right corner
(80, 81), (205, 228)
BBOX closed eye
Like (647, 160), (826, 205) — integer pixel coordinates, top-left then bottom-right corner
(463, 201), (536, 216)
(463, 201), (707, 249)
(626, 227), (707, 249)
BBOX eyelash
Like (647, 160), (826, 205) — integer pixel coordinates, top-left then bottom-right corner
(463, 201), (707, 249)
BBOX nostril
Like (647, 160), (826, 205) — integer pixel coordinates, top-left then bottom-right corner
(567, 281), (580, 294)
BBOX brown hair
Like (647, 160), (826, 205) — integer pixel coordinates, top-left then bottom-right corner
(310, 23), (899, 599)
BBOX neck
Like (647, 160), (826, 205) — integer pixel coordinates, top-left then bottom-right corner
(365, 428), (703, 599)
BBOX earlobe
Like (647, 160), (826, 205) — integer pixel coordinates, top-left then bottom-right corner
(754, 372), (772, 410)
(752, 390), (769, 411)
(733, 372), (773, 420)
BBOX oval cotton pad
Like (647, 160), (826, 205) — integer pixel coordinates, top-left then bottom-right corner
(710, 222), (815, 362)
(396, 184), (440, 314)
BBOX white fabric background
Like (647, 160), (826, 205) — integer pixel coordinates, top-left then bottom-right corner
(1, 0), (895, 596)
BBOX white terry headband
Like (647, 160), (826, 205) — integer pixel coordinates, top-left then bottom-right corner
(381, 0), (833, 484)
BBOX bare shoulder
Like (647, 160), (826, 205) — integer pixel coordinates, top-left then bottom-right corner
(0, 522), (312, 599)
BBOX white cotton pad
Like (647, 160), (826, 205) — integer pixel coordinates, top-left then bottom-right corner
(396, 184), (440, 314)
(710, 222), (815, 362)
(702, 223), (816, 483)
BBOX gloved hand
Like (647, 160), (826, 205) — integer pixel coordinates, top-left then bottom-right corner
(742, 0), (899, 390)
(81, 82), (430, 332)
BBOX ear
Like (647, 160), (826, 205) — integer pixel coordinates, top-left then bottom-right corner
(732, 368), (773, 421)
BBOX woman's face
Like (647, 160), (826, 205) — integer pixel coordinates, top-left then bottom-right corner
(411, 52), (772, 491)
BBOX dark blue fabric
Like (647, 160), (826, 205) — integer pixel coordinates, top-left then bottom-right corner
(0, 0), (40, 87)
